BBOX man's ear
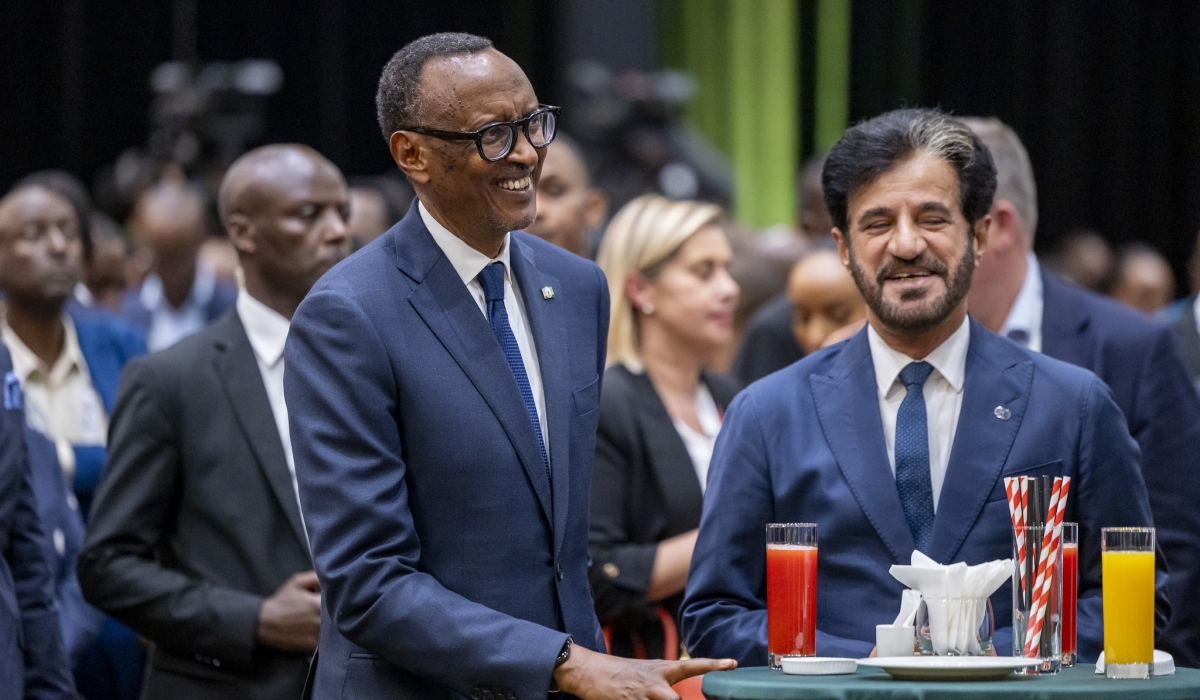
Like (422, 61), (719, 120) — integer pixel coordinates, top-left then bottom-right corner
(973, 213), (992, 261)
(832, 227), (851, 268)
(389, 132), (430, 185)
(225, 213), (255, 255)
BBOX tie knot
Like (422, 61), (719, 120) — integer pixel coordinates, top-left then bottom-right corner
(899, 361), (934, 388)
(478, 262), (506, 303)
(1006, 328), (1030, 346)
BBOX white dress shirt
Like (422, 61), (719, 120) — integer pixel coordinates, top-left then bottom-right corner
(236, 290), (301, 512)
(2, 314), (108, 477)
(672, 383), (723, 494)
(868, 316), (970, 511)
(141, 265), (219, 352)
(999, 252), (1044, 352)
(419, 202), (549, 454)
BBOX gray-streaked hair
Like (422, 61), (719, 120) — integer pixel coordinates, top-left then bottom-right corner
(961, 117), (1038, 242)
(375, 32), (494, 140)
(823, 109), (997, 236)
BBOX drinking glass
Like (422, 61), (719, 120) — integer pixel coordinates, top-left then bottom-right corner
(1061, 523), (1078, 667)
(1012, 524), (1062, 675)
(766, 523), (817, 670)
(1102, 527), (1155, 680)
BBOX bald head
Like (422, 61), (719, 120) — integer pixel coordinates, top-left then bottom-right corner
(219, 144), (349, 318)
(132, 181), (207, 249)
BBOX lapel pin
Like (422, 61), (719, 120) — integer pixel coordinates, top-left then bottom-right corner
(993, 405), (1011, 421)
(541, 286), (555, 300)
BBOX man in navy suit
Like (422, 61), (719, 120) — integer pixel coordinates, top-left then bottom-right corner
(963, 117), (1200, 667)
(0, 345), (75, 699)
(681, 109), (1166, 664)
(285, 33), (732, 699)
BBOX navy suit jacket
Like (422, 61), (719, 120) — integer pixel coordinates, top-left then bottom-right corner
(1041, 270), (1200, 667)
(681, 319), (1167, 666)
(0, 346), (75, 699)
(285, 203), (608, 699)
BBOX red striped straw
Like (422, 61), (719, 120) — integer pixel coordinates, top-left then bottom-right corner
(1005, 478), (1027, 595)
(1024, 477), (1064, 656)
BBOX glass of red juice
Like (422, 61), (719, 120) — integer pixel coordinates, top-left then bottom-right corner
(766, 523), (818, 669)
(1062, 522), (1078, 667)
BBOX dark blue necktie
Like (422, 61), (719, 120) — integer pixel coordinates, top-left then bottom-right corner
(895, 361), (936, 553)
(477, 262), (550, 484)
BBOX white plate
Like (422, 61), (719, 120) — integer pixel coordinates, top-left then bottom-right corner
(857, 656), (1043, 681)
(780, 657), (857, 675)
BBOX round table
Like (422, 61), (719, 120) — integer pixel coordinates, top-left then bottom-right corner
(700, 665), (1200, 699)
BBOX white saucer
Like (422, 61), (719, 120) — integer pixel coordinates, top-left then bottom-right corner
(780, 656), (858, 675)
(857, 656), (1042, 681)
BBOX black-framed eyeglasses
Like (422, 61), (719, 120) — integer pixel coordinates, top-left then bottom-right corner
(400, 105), (560, 162)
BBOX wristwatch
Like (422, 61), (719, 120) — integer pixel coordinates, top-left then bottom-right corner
(555, 637), (573, 668)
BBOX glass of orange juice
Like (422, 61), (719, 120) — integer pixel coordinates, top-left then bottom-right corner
(1102, 527), (1155, 679)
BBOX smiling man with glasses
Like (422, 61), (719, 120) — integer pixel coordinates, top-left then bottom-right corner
(284, 32), (733, 700)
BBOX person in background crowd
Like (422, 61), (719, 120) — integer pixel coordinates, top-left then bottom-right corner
(527, 132), (608, 258)
(79, 213), (131, 312)
(0, 345), (76, 700)
(732, 154), (832, 385)
(682, 108), (1166, 663)
(963, 116), (1200, 667)
(1047, 227), (1114, 293)
(1110, 242), (1175, 315)
(79, 144), (350, 700)
(284, 32), (732, 700)
(121, 181), (236, 351)
(346, 184), (391, 250)
(1170, 230), (1200, 392)
(199, 235), (241, 289)
(0, 182), (148, 699)
(787, 248), (866, 355)
(590, 195), (739, 659)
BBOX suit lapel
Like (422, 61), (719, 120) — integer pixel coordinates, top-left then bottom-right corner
(396, 213), (554, 530)
(1040, 269), (1091, 367)
(509, 237), (571, 555)
(211, 313), (309, 550)
(930, 319), (1032, 563)
(629, 370), (704, 530)
(811, 330), (917, 564)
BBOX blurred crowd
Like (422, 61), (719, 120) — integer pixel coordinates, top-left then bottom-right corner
(2, 67), (1199, 699)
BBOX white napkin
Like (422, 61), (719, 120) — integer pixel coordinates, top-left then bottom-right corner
(889, 551), (1012, 656)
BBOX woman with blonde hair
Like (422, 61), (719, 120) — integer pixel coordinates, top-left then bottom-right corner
(590, 195), (740, 659)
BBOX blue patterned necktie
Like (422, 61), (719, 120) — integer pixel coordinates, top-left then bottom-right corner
(895, 361), (936, 554)
(477, 262), (550, 484)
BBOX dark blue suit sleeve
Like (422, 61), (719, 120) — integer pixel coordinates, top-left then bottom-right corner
(285, 288), (566, 699)
(1073, 376), (1170, 663)
(681, 392), (873, 664)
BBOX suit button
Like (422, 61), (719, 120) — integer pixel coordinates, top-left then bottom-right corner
(603, 563), (619, 578)
(556, 564), (564, 580)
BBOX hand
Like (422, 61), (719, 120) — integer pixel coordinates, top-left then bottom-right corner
(257, 571), (322, 653)
(553, 644), (736, 700)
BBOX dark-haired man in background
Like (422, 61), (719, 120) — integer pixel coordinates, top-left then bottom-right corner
(963, 117), (1200, 667)
(80, 144), (349, 699)
(286, 32), (732, 700)
(682, 108), (1164, 663)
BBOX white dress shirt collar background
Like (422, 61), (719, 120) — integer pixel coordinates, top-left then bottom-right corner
(998, 252), (1044, 352)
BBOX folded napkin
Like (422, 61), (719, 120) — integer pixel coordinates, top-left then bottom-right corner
(890, 551), (1012, 656)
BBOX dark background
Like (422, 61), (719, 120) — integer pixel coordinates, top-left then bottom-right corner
(3, 0), (1199, 283)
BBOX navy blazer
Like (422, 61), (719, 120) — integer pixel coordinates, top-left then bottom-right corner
(1041, 270), (1200, 667)
(285, 202), (609, 699)
(681, 319), (1167, 666)
(0, 346), (74, 700)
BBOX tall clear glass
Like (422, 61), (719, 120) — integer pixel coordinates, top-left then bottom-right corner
(1012, 524), (1062, 675)
(1061, 523), (1078, 667)
(1102, 527), (1155, 680)
(766, 523), (817, 670)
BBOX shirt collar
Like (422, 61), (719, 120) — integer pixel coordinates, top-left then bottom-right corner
(236, 290), (290, 367)
(419, 200), (513, 285)
(867, 314), (971, 397)
(1, 314), (87, 385)
(999, 252), (1043, 340)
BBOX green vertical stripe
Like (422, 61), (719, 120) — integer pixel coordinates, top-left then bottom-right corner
(814, 0), (851, 152)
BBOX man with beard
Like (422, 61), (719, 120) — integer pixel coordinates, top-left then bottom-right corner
(79, 145), (349, 699)
(681, 109), (1165, 662)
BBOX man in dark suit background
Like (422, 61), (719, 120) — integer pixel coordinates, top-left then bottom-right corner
(79, 144), (351, 699)
(963, 117), (1200, 667)
(682, 109), (1165, 663)
(0, 344), (75, 700)
(285, 32), (732, 700)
